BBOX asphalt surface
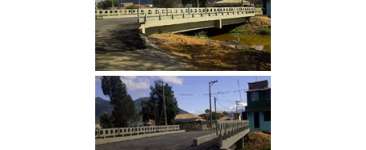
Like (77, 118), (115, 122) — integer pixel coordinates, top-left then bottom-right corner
(95, 130), (219, 150)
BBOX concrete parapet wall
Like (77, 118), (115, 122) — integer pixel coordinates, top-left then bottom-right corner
(220, 128), (250, 150)
(139, 8), (254, 34)
(95, 125), (180, 138)
(96, 130), (185, 145)
(194, 133), (218, 146)
(96, 7), (260, 19)
(215, 120), (249, 138)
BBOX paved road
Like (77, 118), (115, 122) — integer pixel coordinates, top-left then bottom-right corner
(96, 130), (220, 150)
(95, 18), (197, 71)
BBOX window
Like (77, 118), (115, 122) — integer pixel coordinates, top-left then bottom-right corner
(264, 111), (271, 121)
(251, 92), (259, 102)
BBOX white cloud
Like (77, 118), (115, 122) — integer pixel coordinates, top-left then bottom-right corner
(158, 76), (184, 85)
(120, 77), (150, 91)
(237, 101), (247, 107)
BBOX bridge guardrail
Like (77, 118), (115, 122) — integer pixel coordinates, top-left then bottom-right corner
(138, 7), (256, 24)
(95, 125), (180, 139)
(96, 7), (257, 19)
(215, 120), (248, 139)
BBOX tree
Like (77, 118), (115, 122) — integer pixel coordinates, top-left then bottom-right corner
(99, 113), (113, 128)
(101, 76), (136, 127)
(142, 80), (179, 125)
(96, 0), (119, 9)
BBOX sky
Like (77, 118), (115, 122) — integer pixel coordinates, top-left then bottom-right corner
(95, 76), (271, 114)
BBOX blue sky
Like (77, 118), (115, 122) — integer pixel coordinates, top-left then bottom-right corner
(95, 76), (271, 114)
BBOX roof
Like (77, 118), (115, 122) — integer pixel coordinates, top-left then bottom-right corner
(175, 113), (205, 122)
(248, 80), (269, 90)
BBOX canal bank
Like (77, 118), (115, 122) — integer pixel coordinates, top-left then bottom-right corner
(95, 16), (270, 71)
(146, 16), (271, 70)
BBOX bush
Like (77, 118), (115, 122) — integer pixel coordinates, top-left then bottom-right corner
(257, 27), (271, 35)
(125, 5), (140, 9)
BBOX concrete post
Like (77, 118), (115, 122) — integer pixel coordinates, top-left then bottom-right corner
(140, 25), (146, 34)
(216, 19), (222, 29)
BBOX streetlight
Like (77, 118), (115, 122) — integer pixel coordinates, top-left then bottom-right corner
(209, 80), (218, 127)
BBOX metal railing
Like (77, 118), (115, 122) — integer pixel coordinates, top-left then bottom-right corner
(95, 125), (180, 139)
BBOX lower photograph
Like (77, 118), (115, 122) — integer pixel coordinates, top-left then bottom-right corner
(95, 76), (271, 150)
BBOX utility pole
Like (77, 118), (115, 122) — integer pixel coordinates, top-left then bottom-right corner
(209, 80), (218, 127)
(162, 81), (167, 125)
(214, 97), (217, 121)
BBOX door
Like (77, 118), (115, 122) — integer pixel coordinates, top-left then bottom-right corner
(254, 112), (260, 128)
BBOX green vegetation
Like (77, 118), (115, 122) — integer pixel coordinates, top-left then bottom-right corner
(153, 0), (208, 8)
(125, 5), (139, 9)
(142, 80), (179, 125)
(257, 27), (271, 35)
(99, 113), (113, 128)
(101, 76), (136, 127)
(96, 0), (118, 9)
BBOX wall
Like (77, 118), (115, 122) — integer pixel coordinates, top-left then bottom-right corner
(247, 112), (271, 132)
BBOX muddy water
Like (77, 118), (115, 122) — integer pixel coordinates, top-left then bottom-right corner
(210, 33), (271, 52)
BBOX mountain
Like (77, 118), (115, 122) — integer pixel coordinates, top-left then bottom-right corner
(178, 108), (189, 114)
(128, 0), (153, 4)
(134, 97), (150, 113)
(95, 0), (153, 4)
(95, 97), (113, 120)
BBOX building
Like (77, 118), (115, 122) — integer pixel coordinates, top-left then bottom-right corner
(208, 0), (251, 7)
(249, 0), (271, 16)
(262, 0), (270, 17)
(245, 80), (271, 132)
(121, 2), (134, 7)
(175, 113), (205, 122)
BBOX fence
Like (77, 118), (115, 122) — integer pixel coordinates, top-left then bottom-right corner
(95, 125), (180, 139)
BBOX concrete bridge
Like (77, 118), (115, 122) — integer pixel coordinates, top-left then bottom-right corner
(96, 120), (250, 150)
(96, 7), (263, 34)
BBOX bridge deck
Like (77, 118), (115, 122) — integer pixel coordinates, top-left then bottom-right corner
(96, 130), (217, 150)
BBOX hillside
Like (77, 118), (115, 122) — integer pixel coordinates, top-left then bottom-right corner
(95, 97), (113, 119)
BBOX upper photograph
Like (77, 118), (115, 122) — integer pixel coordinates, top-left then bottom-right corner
(95, 0), (271, 71)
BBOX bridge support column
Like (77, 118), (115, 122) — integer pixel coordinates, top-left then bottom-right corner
(216, 19), (222, 29)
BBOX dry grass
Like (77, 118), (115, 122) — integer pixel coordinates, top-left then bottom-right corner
(245, 131), (271, 150)
(148, 33), (270, 71)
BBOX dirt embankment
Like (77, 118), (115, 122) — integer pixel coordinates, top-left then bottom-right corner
(232, 16), (271, 34)
(148, 33), (270, 71)
(146, 16), (271, 71)
(245, 131), (271, 150)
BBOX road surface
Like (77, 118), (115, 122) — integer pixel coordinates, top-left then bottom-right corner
(95, 18), (197, 71)
(96, 130), (219, 150)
